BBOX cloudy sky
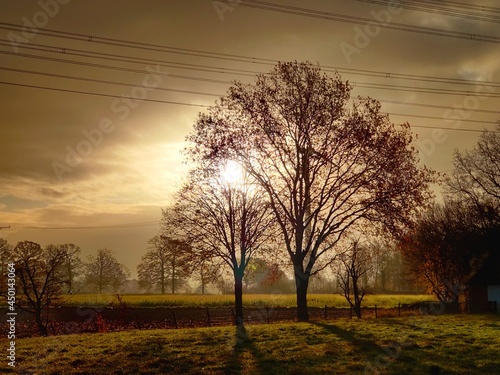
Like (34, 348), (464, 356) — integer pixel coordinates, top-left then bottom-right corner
(0, 0), (498, 277)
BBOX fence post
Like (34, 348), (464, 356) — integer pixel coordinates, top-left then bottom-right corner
(206, 307), (211, 327)
(172, 311), (178, 329)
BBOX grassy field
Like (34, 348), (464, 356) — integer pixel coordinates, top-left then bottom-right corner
(56, 293), (436, 309)
(3, 314), (499, 374)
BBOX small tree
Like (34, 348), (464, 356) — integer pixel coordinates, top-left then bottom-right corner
(337, 240), (371, 318)
(191, 258), (223, 294)
(0, 238), (13, 295)
(137, 235), (190, 294)
(170, 165), (275, 328)
(84, 248), (129, 294)
(14, 241), (68, 336)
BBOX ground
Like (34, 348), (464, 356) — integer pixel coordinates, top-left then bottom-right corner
(2, 314), (499, 374)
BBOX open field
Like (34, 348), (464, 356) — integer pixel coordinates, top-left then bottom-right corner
(3, 314), (499, 374)
(55, 293), (436, 309)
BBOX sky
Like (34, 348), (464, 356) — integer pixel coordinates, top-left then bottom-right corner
(0, 0), (499, 278)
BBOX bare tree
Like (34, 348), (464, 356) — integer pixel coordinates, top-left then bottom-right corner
(337, 240), (371, 318)
(56, 243), (82, 293)
(0, 238), (13, 295)
(137, 235), (190, 294)
(84, 248), (130, 294)
(169, 166), (275, 327)
(186, 61), (435, 321)
(191, 258), (223, 294)
(14, 241), (68, 336)
(448, 123), (500, 214)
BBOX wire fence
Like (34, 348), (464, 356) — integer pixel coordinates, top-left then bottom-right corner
(1, 303), (438, 337)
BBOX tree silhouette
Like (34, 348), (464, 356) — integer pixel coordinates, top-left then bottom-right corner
(186, 61), (435, 321)
(14, 241), (68, 336)
(137, 235), (190, 294)
(169, 166), (274, 327)
(84, 248), (129, 294)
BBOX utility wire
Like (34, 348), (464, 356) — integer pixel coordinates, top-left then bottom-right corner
(356, 0), (500, 23)
(0, 81), (497, 133)
(0, 66), (221, 97)
(237, 0), (500, 43)
(2, 49), (497, 99)
(16, 221), (160, 230)
(1, 25), (499, 88)
(0, 81), (211, 107)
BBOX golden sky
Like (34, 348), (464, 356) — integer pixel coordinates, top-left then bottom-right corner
(0, 0), (499, 276)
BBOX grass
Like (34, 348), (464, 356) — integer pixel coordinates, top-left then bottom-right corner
(3, 314), (499, 374)
(56, 293), (435, 309)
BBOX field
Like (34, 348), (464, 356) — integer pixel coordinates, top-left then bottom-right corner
(57, 293), (436, 309)
(3, 314), (499, 374)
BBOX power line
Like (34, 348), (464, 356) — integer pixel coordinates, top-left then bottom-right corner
(3, 65), (498, 115)
(0, 81), (497, 133)
(2, 49), (498, 99)
(1, 26), (499, 89)
(0, 81), (211, 107)
(356, 0), (500, 23)
(16, 221), (160, 230)
(237, 0), (500, 43)
(0, 66), (221, 97)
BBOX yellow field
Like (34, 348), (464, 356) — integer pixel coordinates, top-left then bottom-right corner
(57, 293), (435, 308)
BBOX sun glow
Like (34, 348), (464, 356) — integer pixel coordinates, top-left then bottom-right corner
(220, 160), (244, 185)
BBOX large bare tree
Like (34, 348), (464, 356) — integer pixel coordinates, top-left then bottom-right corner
(186, 61), (435, 321)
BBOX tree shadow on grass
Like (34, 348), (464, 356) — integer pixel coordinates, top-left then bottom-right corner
(309, 321), (439, 375)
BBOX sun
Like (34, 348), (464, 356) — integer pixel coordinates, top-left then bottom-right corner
(220, 160), (244, 186)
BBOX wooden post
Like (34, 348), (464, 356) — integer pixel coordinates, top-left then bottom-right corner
(206, 307), (211, 327)
(172, 311), (178, 329)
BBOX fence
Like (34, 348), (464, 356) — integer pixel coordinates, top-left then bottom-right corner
(0, 303), (427, 337)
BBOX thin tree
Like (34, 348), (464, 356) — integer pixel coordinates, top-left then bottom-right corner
(137, 235), (190, 294)
(84, 248), (130, 294)
(168, 165), (274, 327)
(14, 241), (68, 336)
(57, 243), (82, 293)
(186, 61), (435, 321)
(0, 238), (12, 295)
(337, 240), (371, 318)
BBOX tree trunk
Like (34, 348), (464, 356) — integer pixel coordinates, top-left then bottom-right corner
(35, 309), (48, 336)
(294, 266), (310, 322)
(234, 269), (244, 327)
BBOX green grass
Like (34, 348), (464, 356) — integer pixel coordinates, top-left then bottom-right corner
(3, 314), (499, 374)
(57, 293), (435, 309)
